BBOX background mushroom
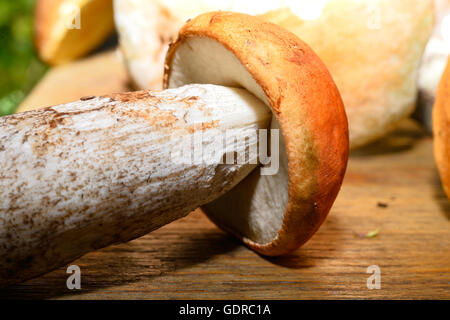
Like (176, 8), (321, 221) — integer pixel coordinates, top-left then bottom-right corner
(433, 57), (450, 200)
(114, 0), (433, 149)
(35, 0), (115, 65)
(0, 13), (348, 286)
(416, 0), (450, 132)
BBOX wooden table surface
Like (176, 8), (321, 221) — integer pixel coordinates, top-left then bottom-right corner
(1, 51), (449, 299)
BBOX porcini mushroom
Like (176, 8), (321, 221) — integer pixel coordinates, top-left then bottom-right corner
(0, 12), (348, 286)
(433, 57), (450, 200)
(164, 11), (349, 256)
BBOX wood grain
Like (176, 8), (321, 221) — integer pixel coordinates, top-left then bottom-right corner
(1, 52), (449, 299)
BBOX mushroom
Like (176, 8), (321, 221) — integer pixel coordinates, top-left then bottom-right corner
(433, 56), (450, 200)
(0, 12), (348, 286)
(35, 0), (115, 65)
(416, 0), (450, 132)
(164, 11), (349, 255)
(115, 0), (433, 149)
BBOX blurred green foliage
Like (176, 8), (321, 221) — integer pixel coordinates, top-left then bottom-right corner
(0, 0), (47, 115)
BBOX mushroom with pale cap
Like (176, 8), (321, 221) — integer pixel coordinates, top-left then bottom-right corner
(0, 12), (348, 286)
(115, 0), (433, 149)
(416, 0), (450, 131)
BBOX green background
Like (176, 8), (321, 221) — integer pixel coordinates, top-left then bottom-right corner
(0, 0), (47, 116)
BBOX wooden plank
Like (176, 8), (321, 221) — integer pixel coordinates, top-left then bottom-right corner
(2, 52), (449, 299)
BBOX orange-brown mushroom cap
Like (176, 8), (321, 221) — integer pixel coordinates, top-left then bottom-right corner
(164, 12), (349, 256)
(433, 57), (450, 200)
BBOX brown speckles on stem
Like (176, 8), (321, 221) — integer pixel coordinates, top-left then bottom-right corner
(105, 90), (155, 103)
(48, 119), (58, 129)
(80, 96), (95, 101)
(201, 120), (219, 130)
(0, 84), (267, 287)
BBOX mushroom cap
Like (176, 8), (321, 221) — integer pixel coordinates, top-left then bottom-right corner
(433, 57), (450, 200)
(34, 0), (114, 65)
(164, 12), (349, 256)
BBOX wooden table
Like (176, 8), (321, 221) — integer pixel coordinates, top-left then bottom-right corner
(1, 51), (449, 299)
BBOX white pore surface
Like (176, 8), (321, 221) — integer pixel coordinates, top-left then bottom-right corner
(169, 37), (289, 244)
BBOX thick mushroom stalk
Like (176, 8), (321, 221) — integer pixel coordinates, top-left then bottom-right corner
(0, 84), (271, 286)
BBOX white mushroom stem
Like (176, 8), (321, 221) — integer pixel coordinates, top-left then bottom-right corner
(0, 84), (271, 286)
